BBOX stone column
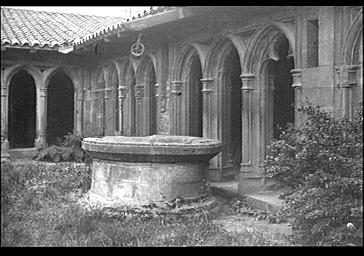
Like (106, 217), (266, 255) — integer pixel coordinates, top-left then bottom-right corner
(169, 81), (183, 135)
(240, 74), (254, 167)
(201, 78), (221, 179)
(340, 65), (359, 119)
(104, 87), (113, 135)
(154, 83), (161, 134)
(134, 85), (144, 136)
(92, 90), (103, 136)
(34, 87), (47, 150)
(290, 69), (303, 127)
(76, 88), (85, 137)
(238, 74), (259, 194)
(260, 74), (275, 164)
(1, 79), (9, 161)
(117, 85), (127, 135)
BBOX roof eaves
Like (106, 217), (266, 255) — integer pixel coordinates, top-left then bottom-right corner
(73, 7), (193, 49)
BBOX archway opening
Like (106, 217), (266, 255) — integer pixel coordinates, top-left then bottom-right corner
(147, 65), (157, 135)
(47, 72), (74, 145)
(223, 46), (242, 178)
(112, 67), (120, 134)
(269, 36), (295, 139)
(188, 54), (203, 137)
(129, 68), (136, 136)
(8, 70), (36, 149)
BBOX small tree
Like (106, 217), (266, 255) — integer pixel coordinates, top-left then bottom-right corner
(265, 103), (363, 246)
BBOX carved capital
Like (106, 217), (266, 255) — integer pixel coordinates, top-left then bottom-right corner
(135, 85), (144, 99)
(290, 69), (302, 88)
(170, 81), (183, 95)
(39, 88), (47, 98)
(200, 78), (214, 93)
(104, 88), (112, 99)
(154, 83), (160, 97)
(117, 85), (127, 99)
(240, 73), (255, 90)
(1, 86), (7, 97)
(338, 65), (359, 88)
(77, 88), (85, 101)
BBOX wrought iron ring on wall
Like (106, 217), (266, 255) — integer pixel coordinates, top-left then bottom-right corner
(131, 33), (145, 58)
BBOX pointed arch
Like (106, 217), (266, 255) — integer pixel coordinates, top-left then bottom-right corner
(43, 65), (78, 90)
(343, 9), (363, 65)
(243, 22), (296, 74)
(204, 36), (242, 79)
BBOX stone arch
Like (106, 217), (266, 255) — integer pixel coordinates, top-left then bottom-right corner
(243, 22), (296, 74)
(174, 43), (204, 81)
(343, 9), (363, 65)
(8, 69), (37, 149)
(46, 70), (75, 145)
(135, 54), (157, 136)
(255, 29), (295, 165)
(202, 36), (244, 181)
(136, 53), (157, 85)
(204, 36), (242, 79)
(172, 43), (204, 136)
(122, 59), (136, 136)
(43, 66), (78, 90)
(92, 65), (107, 136)
(340, 10), (363, 119)
(5, 64), (42, 89)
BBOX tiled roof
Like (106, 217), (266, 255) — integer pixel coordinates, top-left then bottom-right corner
(1, 7), (125, 50)
(73, 6), (178, 46)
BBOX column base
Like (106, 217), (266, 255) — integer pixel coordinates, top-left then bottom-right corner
(34, 135), (47, 150)
(238, 165), (266, 194)
(207, 166), (236, 182)
(1, 137), (10, 162)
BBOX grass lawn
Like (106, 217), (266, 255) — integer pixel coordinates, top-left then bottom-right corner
(1, 160), (295, 247)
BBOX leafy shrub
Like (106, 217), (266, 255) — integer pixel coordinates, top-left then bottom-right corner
(35, 133), (91, 163)
(265, 103), (363, 246)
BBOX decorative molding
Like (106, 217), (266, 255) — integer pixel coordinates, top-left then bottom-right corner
(290, 69), (302, 88)
(200, 78), (214, 93)
(170, 80), (183, 94)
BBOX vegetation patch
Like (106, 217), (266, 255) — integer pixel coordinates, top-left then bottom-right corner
(265, 103), (363, 246)
(1, 160), (294, 247)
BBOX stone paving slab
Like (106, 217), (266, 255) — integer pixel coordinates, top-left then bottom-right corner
(211, 181), (284, 213)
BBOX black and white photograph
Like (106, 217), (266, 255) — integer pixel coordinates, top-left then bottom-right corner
(1, 5), (362, 247)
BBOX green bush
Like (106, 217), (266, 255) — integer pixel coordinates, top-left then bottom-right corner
(265, 104), (363, 246)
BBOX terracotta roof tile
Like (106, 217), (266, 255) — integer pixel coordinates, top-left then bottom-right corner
(74, 6), (178, 46)
(1, 7), (125, 49)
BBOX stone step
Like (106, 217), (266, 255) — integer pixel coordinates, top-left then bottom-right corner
(210, 181), (284, 213)
(8, 148), (37, 160)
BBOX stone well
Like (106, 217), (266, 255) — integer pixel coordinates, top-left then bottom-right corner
(82, 135), (221, 208)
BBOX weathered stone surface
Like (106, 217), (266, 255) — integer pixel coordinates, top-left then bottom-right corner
(84, 135), (221, 207)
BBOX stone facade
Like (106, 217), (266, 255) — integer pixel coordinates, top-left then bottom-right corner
(1, 6), (362, 194)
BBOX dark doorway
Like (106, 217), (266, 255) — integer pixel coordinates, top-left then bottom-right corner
(271, 37), (295, 139)
(47, 72), (74, 145)
(8, 70), (36, 149)
(188, 54), (203, 137)
(223, 46), (242, 178)
(129, 69), (136, 136)
(147, 66), (157, 135)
